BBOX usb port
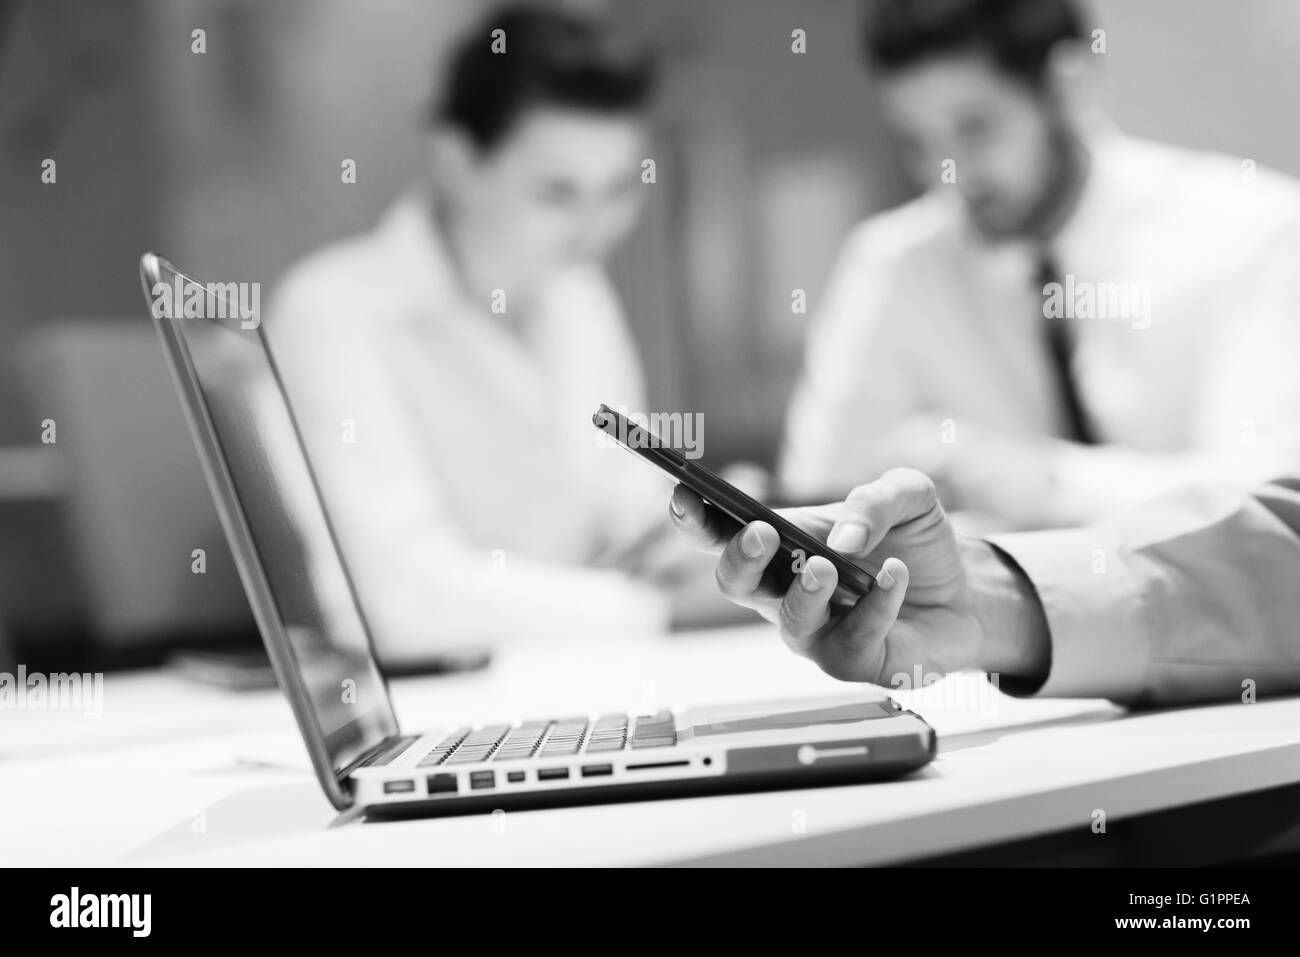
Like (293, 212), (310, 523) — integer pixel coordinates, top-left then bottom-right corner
(383, 779), (416, 794)
(537, 767), (570, 781)
(506, 771), (526, 783)
(470, 770), (495, 790)
(581, 764), (613, 778)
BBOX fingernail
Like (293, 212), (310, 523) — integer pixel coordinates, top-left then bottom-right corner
(669, 496), (685, 518)
(828, 523), (867, 552)
(740, 525), (767, 559)
(876, 566), (896, 591)
(801, 563), (825, 591)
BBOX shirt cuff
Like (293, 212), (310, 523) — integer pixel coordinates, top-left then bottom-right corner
(986, 527), (1153, 701)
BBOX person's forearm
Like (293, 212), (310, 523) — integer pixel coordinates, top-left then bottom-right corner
(959, 538), (1051, 691)
(988, 480), (1300, 705)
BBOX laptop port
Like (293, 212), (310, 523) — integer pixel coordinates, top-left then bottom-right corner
(383, 779), (416, 794)
(537, 767), (569, 781)
(426, 773), (458, 795)
(506, 771), (526, 783)
(581, 764), (613, 778)
(469, 770), (495, 790)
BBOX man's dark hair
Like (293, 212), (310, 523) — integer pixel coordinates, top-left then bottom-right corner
(862, 0), (1086, 84)
(436, 4), (654, 150)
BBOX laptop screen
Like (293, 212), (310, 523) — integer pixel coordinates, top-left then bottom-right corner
(145, 256), (398, 781)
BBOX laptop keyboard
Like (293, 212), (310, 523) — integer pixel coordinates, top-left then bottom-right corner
(416, 711), (677, 768)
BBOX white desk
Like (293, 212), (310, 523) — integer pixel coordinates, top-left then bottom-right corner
(4, 625), (1300, 866)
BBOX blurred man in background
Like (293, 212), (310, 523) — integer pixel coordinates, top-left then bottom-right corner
(268, 5), (714, 665)
(780, 0), (1300, 529)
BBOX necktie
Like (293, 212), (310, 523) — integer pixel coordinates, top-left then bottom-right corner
(1035, 254), (1097, 445)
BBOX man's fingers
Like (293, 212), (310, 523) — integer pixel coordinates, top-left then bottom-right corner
(669, 485), (740, 553)
(777, 556), (838, 655)
(806, 558), (910, 682)
(713, 521), (780, 606)
(825, 469), (939, 558)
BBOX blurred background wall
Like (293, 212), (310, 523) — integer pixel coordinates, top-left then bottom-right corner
(1, 0), (1298, 662)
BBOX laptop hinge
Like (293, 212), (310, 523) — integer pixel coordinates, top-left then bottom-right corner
(340, 734), (419, 778)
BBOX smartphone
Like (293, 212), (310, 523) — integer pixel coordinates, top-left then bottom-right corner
(592, 404), (876, 597)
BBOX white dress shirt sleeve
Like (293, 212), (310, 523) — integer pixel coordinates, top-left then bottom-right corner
(989, 478), (1300, 706)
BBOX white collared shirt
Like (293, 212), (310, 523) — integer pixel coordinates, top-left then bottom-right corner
(780, 133), (1300, 527)
(266, 193), (671, 662)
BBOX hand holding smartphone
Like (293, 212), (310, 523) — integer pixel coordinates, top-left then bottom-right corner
(592, 404), (875, 597)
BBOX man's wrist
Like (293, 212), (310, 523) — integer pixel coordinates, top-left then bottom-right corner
(959, 537), (1051, 692)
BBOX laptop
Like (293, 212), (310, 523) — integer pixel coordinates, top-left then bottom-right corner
(139, 251), (936, 817)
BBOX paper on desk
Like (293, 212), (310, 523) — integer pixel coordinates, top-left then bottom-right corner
(889, 672), (1118, 738)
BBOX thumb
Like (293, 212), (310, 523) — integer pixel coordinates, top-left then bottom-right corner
(827, 469), (940, 559)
